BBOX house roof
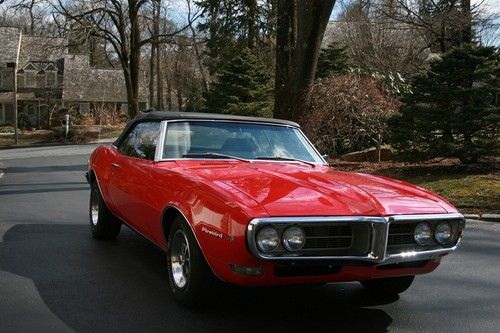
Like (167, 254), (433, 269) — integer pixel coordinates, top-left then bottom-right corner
(17, 35), (67, 67)
(62, 54), (147, 102)
(0, 27), (21, 65)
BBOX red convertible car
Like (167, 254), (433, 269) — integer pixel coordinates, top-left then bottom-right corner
(86, 111), (465, 306)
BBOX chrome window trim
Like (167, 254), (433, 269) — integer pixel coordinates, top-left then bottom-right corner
(154, 120), (168, 162)
(246, 213), (465, 264)
(155, 119), (328, 165)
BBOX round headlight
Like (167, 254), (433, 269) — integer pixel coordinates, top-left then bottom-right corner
(434, 222), (452, 244)
(414, 222), (432, 246)
(282, 226), (305, 251)
(256, 227), (279, 253)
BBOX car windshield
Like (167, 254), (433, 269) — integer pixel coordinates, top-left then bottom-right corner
(162, 121), (324, 164)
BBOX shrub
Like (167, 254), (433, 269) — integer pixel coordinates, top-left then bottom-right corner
(303, 73), (402, 160)
(17, 113), (31, 130)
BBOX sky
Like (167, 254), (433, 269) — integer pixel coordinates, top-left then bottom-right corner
(167, 0), (499, 45)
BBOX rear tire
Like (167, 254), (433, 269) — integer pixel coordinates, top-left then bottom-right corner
(167, 216), (216, 308)
(361, 276), (415, 295)
(89, 181), (121, 240)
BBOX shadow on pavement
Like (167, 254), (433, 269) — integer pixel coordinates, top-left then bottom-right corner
(5, 164), (87, 174)
(0, 224), (394, 333)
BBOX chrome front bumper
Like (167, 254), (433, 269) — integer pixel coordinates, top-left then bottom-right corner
(246, 213), (465, 265)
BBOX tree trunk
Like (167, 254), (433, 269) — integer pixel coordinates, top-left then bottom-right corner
(149, 43), (156, 109)
(156, 44), (163, 109)
(243, 0), (258, 49)
(461, 0), (472, 44)
(166, 72), (173, 111)
(128, 1), (141, 118)
(274, 0), (336, 122)
(177, 89), (183, 112)
(154, 0), (163, 109)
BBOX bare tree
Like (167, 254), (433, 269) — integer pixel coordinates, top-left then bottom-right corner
(370, 0), (493, 53)
(52, 0), (197, 117)
(186, 0), (208, 93)
(274, 0), (336, 122)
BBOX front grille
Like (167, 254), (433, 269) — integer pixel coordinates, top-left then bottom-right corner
(387, 223), (415, 247)
(387, 219), (463, 254)
(253, 222), (371, 257)
(302, 225), (352, 250)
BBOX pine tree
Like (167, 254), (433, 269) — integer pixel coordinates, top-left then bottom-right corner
(389, 45), (500, 163)
(204, 48), (273, 117)
(316, 43), (351, 79)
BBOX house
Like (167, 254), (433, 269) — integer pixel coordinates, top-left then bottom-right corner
(0, 26), (148, 127)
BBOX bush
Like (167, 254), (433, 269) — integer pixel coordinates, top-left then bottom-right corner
(17, 113), (31, 130)
(0, 124), (14, 133)
(389, 45), (500, 163)
(303, 73), (402, 159)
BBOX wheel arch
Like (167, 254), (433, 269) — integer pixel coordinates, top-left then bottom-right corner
(161, 205), (186, 248)
(160, 204), (223, 280)
(87, 169), (96, 185)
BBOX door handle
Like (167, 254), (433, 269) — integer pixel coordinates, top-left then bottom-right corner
(111, 163), (121, 169)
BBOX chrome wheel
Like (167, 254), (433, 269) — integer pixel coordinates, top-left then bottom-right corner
(170, 229), (191, 289)
(90, 189), (99, 226)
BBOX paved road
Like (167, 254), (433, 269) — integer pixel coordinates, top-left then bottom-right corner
(1, 146), (499, 333)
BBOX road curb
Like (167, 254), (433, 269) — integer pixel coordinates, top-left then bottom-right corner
(464, 214), (500, 223)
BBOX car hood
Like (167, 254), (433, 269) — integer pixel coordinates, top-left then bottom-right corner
(175, 161), (457, 217)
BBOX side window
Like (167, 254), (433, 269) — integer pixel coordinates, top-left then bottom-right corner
(119, 122), (160, 160)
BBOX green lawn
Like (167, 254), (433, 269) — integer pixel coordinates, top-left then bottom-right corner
(409, 174), (499, 213)
(333, 160), (500, 214)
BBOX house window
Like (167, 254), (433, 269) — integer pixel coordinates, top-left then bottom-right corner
(45, 71), (57, 88)
(0, 71), (5, 88)
(25, 70), (36, 88)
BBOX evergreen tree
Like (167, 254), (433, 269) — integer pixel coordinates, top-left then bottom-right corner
(204, 48), (273, 117)
(389, 45), (500, 163)
(196, 0), (276, 75)
(316, 43), (351, 79)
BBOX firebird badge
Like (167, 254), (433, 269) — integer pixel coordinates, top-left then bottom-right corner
(202, 227), (224, 239)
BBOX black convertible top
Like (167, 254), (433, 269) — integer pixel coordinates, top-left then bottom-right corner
(135, 111), (299, 127)
(114, 111), (299, 146)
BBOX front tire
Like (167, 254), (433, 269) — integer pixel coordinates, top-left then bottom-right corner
(89, 181), (121, 240)
(167, 216), (216, 307)
(361, 276), (415, 295)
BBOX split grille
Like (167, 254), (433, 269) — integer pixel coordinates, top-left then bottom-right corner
(387, 223), (416, 247)
(302, 225), (353, 250)
(387, 219), (463, 254)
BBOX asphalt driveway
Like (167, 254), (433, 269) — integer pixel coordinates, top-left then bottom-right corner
(0, 145), (499, 332)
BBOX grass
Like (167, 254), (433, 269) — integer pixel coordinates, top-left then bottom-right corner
(0, 125), (124, 148)
(333, 159), (500, 214)
(0, 130), (56, 146)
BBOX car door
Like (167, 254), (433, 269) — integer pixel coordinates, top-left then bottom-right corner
(108, 121), (161, 236)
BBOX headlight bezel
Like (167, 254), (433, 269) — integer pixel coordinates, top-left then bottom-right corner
(282, 226), (306, 252)
(255, 226), (280, 253)
(414, 222), (433, 246)
(434, 222), (452, 245)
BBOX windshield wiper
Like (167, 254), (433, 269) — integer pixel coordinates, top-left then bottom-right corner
(182, 152), (251, 163)
(254, 156), (317, 167)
